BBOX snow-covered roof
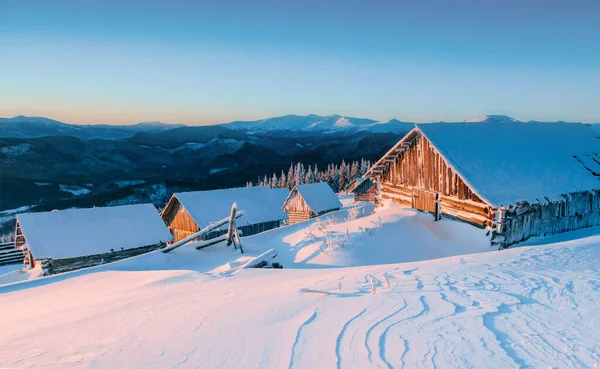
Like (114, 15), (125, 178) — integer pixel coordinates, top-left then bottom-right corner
(17, 204), (172, 259)
(287, 182), (342, 214)
(172, 186), (289, 228)
(416, 122), (600, 207)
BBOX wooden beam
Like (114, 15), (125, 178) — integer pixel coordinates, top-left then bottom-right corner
(162, 211), (245, 253)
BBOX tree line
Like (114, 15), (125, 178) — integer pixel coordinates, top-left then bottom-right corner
(248, 159), (372, 192)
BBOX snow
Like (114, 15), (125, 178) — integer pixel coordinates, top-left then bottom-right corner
(464, 114), (519, 123)
(209, 167), (229, 174)
(114, 179), (146, 188)
(417, 122), (600, 206)
(1, 197), (600, 367)
(16, 204), (172, 259)
(287, 182), (343, 214)
(0, 143), (30, 156)
(173, 186), (289, 229)
(59, 184), (92, 196)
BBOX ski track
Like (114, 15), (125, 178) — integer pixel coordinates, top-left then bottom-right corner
(289, 310), (319, 369)
(285, 261), (600, 369)
(335, 307), (367, 369)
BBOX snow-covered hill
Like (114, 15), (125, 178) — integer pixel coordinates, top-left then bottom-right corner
(1, 199), (600, 368)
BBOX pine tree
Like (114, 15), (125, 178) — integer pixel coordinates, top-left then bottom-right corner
(350, 161), (359, 181)
(271, 173), (278, 188)
(304, 165), (313, 184)
(287, 163), (295, 189)
(338, 161), (347, 192)
(279, 170), (286, 188)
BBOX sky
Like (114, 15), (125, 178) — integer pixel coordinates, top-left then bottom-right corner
(1, 0), (599, 125)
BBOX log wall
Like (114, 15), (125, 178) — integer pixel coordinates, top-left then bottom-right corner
(286, 210), (315, 225)
(379, 134), (494, 227)
(45, 243), (165, 274)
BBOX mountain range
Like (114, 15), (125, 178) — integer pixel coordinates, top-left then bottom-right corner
(1, 113), (598, 233)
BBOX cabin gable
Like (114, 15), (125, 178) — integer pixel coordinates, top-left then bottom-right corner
(368, 123), (600, 248)
(161, 196), (200, 242)
(283, 190), (315, 224)
(372, 130), (494, 228)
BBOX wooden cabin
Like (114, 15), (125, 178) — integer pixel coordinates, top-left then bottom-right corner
(283, 182), (342, 224)
(15, 204), (172, 274)
(365, 122), (600, 248)
(345, 177), (377, 203)
(161, 186), (290, 242)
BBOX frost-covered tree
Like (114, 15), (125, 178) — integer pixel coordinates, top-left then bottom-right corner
(287, 163), (295, 189)
(278, 170), (287, 188)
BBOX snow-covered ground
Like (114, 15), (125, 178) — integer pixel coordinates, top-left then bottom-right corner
(1, 199), (600, 368)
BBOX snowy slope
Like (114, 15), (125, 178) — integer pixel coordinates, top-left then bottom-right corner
(2, 200), (600, 368)
(1, 229), (600, 367)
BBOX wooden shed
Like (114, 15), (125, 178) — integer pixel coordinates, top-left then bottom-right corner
(345, 177), (377, 203)
(15, 204), (173, 274)
(365, 122), (600, 248)
(161, 186), (289, 242)
(283, 182), (342, 224)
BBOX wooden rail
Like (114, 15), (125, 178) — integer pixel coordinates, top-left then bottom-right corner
(162, 210), (245, 253)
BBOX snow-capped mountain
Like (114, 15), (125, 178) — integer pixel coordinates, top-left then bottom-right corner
(220, 114), (417, 133)
(464, 115), (521, 123)
(220, 114), (379, 132)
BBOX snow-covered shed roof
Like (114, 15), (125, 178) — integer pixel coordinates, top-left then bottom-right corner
(285, 182), (342, 214)
(416, 122), (600, 207)
(17, 204), (172, 259)
(171, 186), (289, 228)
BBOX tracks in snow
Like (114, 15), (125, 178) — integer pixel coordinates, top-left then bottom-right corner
(285, 259), (600, 368)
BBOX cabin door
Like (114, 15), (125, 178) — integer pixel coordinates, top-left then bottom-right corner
(412, 188), (437, 213)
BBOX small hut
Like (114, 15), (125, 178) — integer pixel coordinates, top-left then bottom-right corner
(345, 177), (376, 203)
(15, 203), (172, 273)
(161, 186), (290, 242)
(283, 182), (342, 224)
(365, 122), (600, 248)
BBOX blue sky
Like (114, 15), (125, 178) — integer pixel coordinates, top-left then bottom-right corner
(1, 0), (599, 125)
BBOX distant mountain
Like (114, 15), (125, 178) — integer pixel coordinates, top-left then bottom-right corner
(220, 114), (415, 133)
(0, 116), (186, 139)
(128, 125), (249, 149)
(220, 114), (377, 132)
(464, 115), (520, 123)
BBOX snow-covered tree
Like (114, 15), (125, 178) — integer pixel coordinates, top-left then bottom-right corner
(279, 170), (287, 188)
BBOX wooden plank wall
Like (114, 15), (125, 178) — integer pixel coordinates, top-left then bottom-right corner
(413, 188), (437, 213)
(353, 180), (378, 203)
(380, 134), (494, 227)
(500, 190), (600, 247)
(284, 191), (311, 212)
(163, 200), (200, 242)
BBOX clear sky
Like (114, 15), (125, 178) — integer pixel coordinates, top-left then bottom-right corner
(1, 0), (599, 125)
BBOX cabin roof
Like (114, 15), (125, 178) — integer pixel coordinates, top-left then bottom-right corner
(285, 182), (342, 214)
(416, 122), (600, 207)
(170, 186), (289, 229)
(17, 203), (172, 259)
